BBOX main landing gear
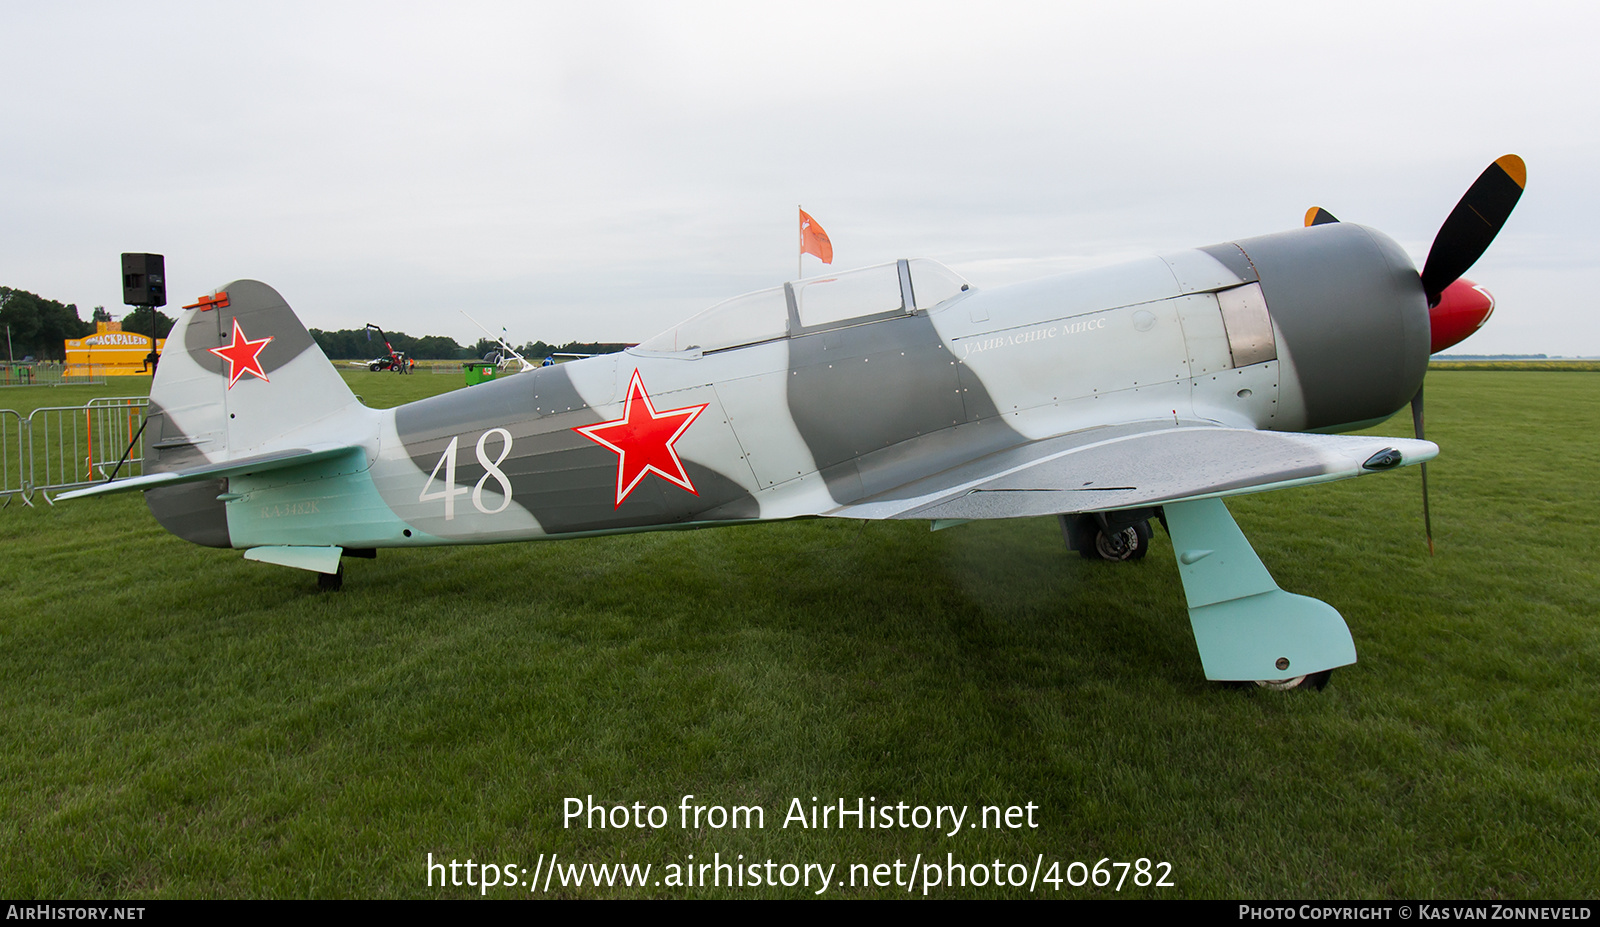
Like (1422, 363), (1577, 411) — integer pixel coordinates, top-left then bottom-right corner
(1251, 670), (1333, 691)
(1061, 502), (1353, 691)
(1059, 511), (1155, 562)
(1089, 521), (1152, 561)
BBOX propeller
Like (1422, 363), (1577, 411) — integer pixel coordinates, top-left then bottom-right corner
(1411, 388), (1433, 555)
(1304, 206), (1340, 226)
(1307, 156), (1526, 555)
(1420, 155), (1526, 307)
(1412, 155), (1525, 554)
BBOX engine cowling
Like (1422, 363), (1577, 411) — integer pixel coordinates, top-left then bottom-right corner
(1202, 222), (1431, 433)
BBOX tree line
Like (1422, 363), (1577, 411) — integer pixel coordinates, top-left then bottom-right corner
(310, 328), (473, 361)
(0, 287), (93, 361)
(308, 328), (628, 361)
(0, 283), (626, 364)
(505, 339), (632, 360)
(0, 287), (177, 362)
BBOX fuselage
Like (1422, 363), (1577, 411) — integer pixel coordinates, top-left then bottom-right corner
(156, 222), (1430, 552)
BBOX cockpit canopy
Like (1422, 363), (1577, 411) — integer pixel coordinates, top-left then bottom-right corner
(635, 258), (969, 355)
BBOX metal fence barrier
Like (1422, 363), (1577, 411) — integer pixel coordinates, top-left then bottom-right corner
(0, 410), (24, 503)
(0, 363), (110, 388)
(6, 397), (149, 505)
(84, 397), (149, 487)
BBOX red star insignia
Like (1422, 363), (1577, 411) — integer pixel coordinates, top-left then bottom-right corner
(573, 370), (708, 507)
(208, 318), (274, 389)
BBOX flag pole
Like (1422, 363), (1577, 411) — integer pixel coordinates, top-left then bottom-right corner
(797, 205), (802, 280)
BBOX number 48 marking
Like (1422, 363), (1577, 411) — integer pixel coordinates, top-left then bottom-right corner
(419, 428), (514, 519)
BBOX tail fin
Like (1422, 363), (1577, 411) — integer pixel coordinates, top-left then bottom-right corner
(147, 280), (364, 472)
(59, 282), (373, 552)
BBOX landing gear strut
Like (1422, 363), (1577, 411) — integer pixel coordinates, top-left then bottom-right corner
(1163, 498), (1356, 690)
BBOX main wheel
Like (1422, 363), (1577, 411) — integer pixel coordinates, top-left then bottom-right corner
(1253, 669), (1332, 691)
(1082, 520), (1152, 561)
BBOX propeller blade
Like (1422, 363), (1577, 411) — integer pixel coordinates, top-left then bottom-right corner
(1411, 388), (1434, 556)
(1305, 206), (1340, 227)
(1420, 155), (1526, 307)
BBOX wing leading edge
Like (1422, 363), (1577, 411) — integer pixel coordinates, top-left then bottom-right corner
(826, 423), (1437, 521)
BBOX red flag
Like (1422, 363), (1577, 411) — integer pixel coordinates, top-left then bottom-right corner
(799, 208), (833, 264)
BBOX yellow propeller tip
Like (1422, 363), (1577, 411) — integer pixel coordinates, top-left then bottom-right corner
(1495, 154), (1526, 189)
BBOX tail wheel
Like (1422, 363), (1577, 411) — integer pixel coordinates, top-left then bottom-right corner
(317, 565), (344, 592)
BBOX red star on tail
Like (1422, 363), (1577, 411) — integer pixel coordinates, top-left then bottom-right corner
(208, 319), (274, 389)
(573, 370), (708, 507)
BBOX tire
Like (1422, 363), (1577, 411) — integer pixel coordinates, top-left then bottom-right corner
(1083, 520), (1151, 561)
(1252, 669), (1333, 691)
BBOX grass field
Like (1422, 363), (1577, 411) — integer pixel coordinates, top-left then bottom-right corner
(1429, 359), (1600, 372)
(1, 369), (1596, 898)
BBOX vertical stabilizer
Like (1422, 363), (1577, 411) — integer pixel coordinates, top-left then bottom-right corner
(147, 280), (366, 473)
(139, 281), (374, 549)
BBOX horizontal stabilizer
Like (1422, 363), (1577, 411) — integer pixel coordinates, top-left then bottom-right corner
(828, 423), (1438, 521)
(55, 444), (364, 500)
(243, 546), (344, 574)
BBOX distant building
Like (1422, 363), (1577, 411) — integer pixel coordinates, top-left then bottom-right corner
(64, 321), (165, 376)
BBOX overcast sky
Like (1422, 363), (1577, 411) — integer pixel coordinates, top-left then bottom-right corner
(3, 1), (1593, 354)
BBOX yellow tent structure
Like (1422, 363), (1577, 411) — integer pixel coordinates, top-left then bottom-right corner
(64, 321), (164, 377)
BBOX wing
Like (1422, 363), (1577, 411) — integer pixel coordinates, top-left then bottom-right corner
(826, 421), (1436, 521)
